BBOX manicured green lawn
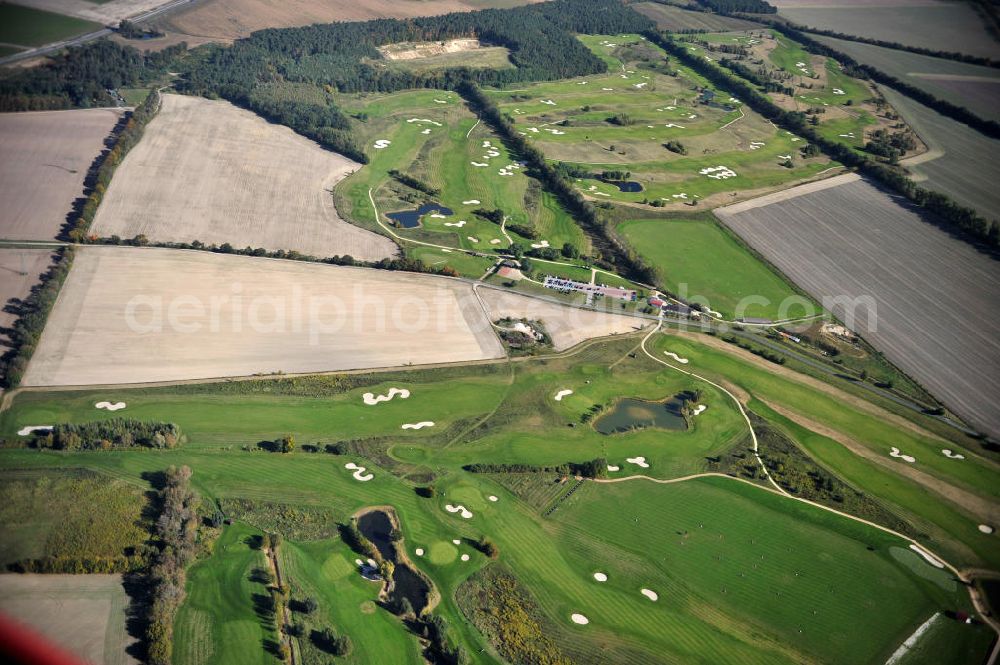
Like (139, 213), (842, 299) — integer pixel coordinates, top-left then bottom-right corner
(617, 216), (806, 319)
(0, 4), (102, 47)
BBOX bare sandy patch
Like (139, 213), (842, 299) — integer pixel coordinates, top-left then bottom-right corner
(478, 287), (646, 351)
(22, 247), (504, 386)
(0, 109), (124, 240)
(379, 38), (483, 61)
(0, 573), (137, 665)
(90, 94), (396, 261)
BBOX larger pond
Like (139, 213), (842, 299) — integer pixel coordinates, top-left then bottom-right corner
(386, 202), (453, 229)
(608, 180), (643, 193)
(594, 396), (689, 435)
(698, 89), (736, 113)
(357, 510), (431, 613)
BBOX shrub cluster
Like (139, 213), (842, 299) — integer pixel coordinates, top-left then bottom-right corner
(464, 457), (607, 479)
(31, 418), (181, 451)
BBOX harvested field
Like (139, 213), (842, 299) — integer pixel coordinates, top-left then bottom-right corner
(9, 0), (179, 24)
(812, 35), (1000, 122)
(633, 2), (762, 31)
(22, 247), (505, 386)
(477, 286), (646, 350)
(0, 249), (56, 341)
(880, 85), (1000, 220)
(774, 1), (1000, 59)
(159, 0), (542, 41)
(90, 94), (396, 261)
(717, 176), (1000, 439)
(0, 108), (123, 241)
(0, 574), (137, 665)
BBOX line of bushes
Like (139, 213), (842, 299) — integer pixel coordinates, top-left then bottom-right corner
(65, 89), (162, 242)
(29, 419), (181, 451)
(145, 465), (200, 665)
(464, 457), (607, 479)
(0, 247), (74, 388)
(388, 169), (440, 197)
(646, 30), (1000, 247)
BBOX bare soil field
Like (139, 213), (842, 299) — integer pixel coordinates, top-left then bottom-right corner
(158, 0), (541, 41)
(716, 177), (1000, 439)
(477, 287), (647, 351)
(0, 108), (123, 241)
(22, 247), (505, 386)
(0, 248), (56, 341)
(633, 2), (763, 31)
(0, 573), (137, 665)
(812, 35), (1000, 122)
(11, 0), (181, 24)
(90, 94), (396, 261)
(879, 85), (1000, 221)
(774, 1), (1000, 59)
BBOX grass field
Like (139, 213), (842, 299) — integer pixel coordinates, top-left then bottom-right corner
(0, 4), (102, 47)
(616, 216), (804, 319)
(0, 332), (994, 664)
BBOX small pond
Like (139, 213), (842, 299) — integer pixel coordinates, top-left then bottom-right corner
(697, 89), (735, 112)
(386, 202), (453, 229)
(357, 510), (431, 613)
(594, 396), (689, 435)
(608, 180), (643, 193)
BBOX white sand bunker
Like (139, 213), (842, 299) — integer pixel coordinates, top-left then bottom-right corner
(634, 82), (647, 89)
(344, 462), (374, 482)
(593, 572), (608, 582)
(890, 447), (916, 463)
(482, 140), (492, 147)
(641, 588), (659, 601)
(626, 456), (649, 468)
(577, 81), (588, 85)
(833, 88), (845, 95)
(355, 558), (364, 566)
(692, 405), (707, 416)
(434, 99), (448, 104)
(445, 504), (474, 519)
(489, 239), (501, 245)
(554, 389), (573, 401)
(363, 387), (410, 405)
(444, 220), (467, 228)
(488, 495), (498, 502)
(603, 87), (614, 91)
(467, 236), (479, 243)
(471, 161), (489, 167)
(407, 118), (443, 126)
(700, 165), (737, 180)
(663, 351), (689, 364)
(664, 123), (685, 129)
(979, 524), (994, 534)
(531, 240), (550, 249)
(778, 154), (792, 160)
(421, 128), (432, 134)
(373, 139), (391, 149)
(452, 539), (461, 545)
(607, 465), (620, 472)
(402, 422), (435, 430)
(546, 129), (565, 135)
(95, 401), (126, 411)
(461, 553), (471, 561)
(571, 613), (590, 625)
(430, 213), (447, 219)
(540, 99), (556, 105)
(17, 425), (52, 436)
(486, 150), (501, 157)
(671, 193), (688, 200)
(749, 141), (765, 150)
(416, 548), (425, 556)
(909, 544), (945, 568)
(462, 199), (480, 205)
(941, 449), (965, 460)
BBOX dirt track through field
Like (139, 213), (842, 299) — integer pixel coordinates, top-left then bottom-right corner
(22, 247), (505, 386)
(717, 177), (1000, 439)
(90, 94), (397, 261)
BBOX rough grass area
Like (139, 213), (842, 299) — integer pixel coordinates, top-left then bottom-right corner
(0, 469), (150, 571)
(0, 4), (102, 47)
(456, 563), (571, 664)
(218, 499), (339, 541)
(616, 216), (804, 319)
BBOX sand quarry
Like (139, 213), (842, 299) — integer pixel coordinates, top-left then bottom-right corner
(90, 94), (396, 261)
(22, 247), (505, 386)
(0, 109), (124, 241)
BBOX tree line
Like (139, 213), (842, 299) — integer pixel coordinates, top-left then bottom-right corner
(464, 457), (608, 478)
(145, 465), (200, 665)
(66, 89), (161, 242)
(30, 418), (182, 450)
(1, 247), (74, 388)
(693, 0), (776, 14)
(645, 31), (1000, 247)
(0, 40), (184, 111)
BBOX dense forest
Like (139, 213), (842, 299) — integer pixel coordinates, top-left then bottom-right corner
(694, 0), (776, 14)
(0, 41), (183, 111)
(180, 0), (652, 160)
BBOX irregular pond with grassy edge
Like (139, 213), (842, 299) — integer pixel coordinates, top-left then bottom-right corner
(593, 394), (691, 435)
(355, 506), (438, 615)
